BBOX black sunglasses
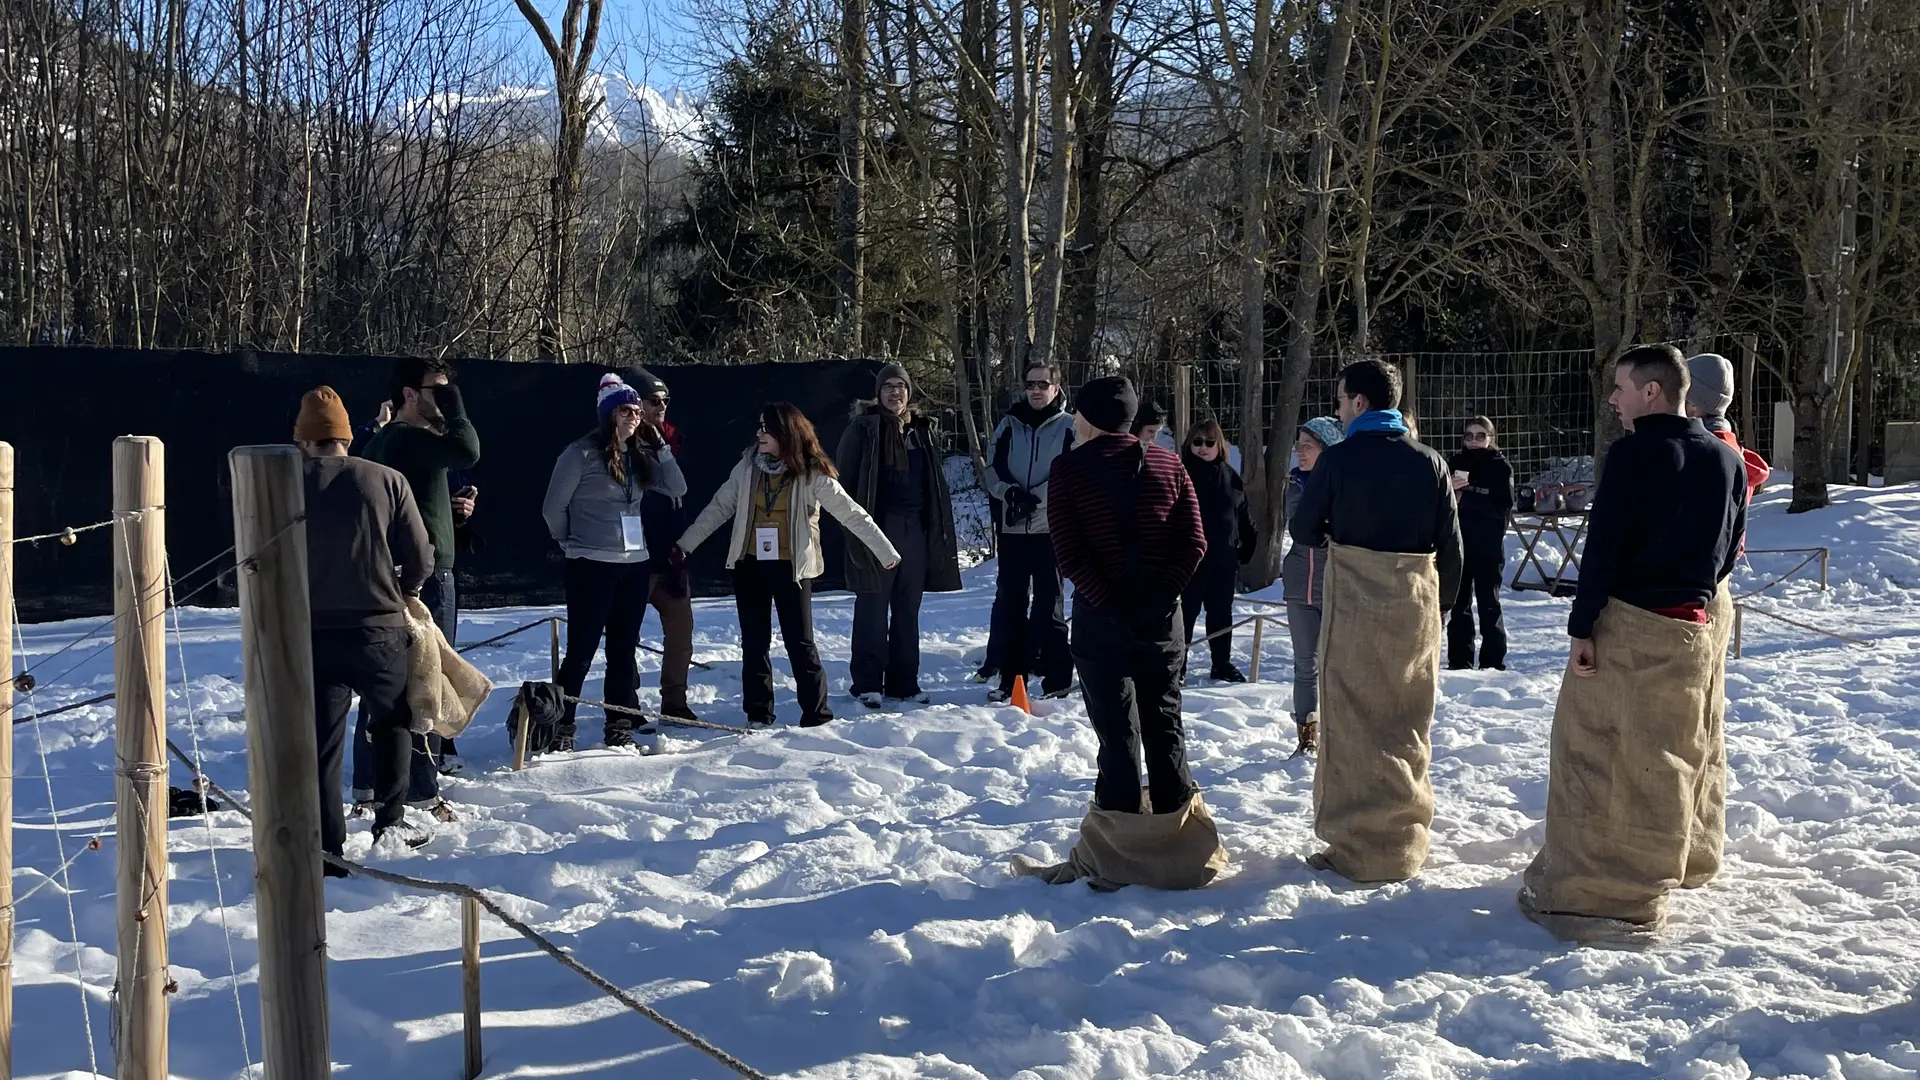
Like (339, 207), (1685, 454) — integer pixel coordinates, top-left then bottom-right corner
(1190, 438), (1217, 448)
(1024, 380), (1054, 390)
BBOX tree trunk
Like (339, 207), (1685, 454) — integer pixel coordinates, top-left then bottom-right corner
(1002, 0), (1036, 376)
(1027, 0), (1076, 372)
(836, 0), (867, 356)
(1230, 0), (1275, 586)
(1060, 0), (1117, 389)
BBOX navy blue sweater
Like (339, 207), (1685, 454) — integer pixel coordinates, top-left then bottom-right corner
(1569, 414), (1747, 639)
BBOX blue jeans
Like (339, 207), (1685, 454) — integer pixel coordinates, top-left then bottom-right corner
(352, 569), (456, 803)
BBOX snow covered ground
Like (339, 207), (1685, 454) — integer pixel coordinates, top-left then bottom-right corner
(10, 481), (1920, 1079)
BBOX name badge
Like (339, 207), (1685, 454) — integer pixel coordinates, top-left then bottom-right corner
(755, 526), (779, 560)
(622, 515), (646, 552)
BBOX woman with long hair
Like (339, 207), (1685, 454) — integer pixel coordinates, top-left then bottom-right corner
(541, 374), (688, 753)
(837, 364), (962, 709)
(1447, 415), (1514, 669)
(1282, 416), (1345, 756)
(678, 403), (901, 728)
(1179, 418), (1257, 682)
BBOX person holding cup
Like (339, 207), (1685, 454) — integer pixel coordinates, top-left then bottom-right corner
(1446, 416), (1514, 669)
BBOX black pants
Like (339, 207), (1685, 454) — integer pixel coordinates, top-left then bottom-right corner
(1448, 538), (1508, 669)
(852, 512), (928, 697)
(991, 533), (1072, 694)
(351, 568), (453, 802)
(735, 559), (831, 725)
(314, 627), (412, 857)
(556, 558), (653, 737)
(1071, 602), (1197, 815)
(1182, 558), (1239, 671)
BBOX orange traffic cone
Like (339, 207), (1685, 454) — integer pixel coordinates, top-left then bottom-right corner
(1009, 675), (1032, 714)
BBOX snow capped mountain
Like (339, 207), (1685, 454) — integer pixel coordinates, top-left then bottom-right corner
(406, 72), (706, 157)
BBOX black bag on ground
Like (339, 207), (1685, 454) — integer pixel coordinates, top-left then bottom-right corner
(513, 680), (567, 757)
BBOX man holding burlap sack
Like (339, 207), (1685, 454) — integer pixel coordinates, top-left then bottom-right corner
(1289, 359), (1463, 884)
(1520, 345), (1747, 942)
(1011, 376), (1227, 892)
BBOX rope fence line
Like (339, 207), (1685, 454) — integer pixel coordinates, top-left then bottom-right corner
(162, 745), (774, 1080)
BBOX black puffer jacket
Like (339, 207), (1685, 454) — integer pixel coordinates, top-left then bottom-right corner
(1447, 447), (1514, 549)
(1184, 456), (1257, 567)
(1288, 429), (1464, 608)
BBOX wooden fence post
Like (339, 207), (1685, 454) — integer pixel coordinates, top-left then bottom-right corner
(230, 446), (330, 1080)
(549, 617), (561, 682)
(0, 442), (13, 1080)
(462, 896), (482, 1080)
(1738, 333), (1759, 450)
(1173, 364), (1192, 442)
(112, 436), (169, 1080)
(1247, 617), (1264, 683)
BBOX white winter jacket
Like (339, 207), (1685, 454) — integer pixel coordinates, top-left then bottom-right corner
(678, 451), (901, 583)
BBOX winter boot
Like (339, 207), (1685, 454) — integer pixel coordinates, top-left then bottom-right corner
(660, 696), (699, 723)
(1291, 716), (1318, 758)
(1209, 663), (1248, 684)
(550, 733), (577, 754)
(858, 692), (886, 710)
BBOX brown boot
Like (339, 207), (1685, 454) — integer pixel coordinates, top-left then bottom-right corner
(1292, 719), (1318, 758)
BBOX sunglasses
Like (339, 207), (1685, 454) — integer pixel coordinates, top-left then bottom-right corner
(1463, 430), (1490, 440)
(1024, 380), (1054, 390)
(1190, 438), (1217, 448)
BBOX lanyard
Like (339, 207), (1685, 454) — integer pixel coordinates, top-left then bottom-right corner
(759, 471), (789, 517)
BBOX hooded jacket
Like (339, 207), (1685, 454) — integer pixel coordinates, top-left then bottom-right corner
(986, 400), (1076, 535)
(1281, 468), (1327, 606)
(835, 402), (963, 593)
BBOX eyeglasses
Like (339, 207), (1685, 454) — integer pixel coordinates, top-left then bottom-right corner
(881, 381), (909, 393)
(1190, 438), (1217, 448)
(1463, 430), (1490, 441)
(1025, 380), (1054, 391)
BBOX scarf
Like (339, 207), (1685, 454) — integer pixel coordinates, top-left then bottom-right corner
(754, 453), (788, 476)
(1346, 409), (1410, 436)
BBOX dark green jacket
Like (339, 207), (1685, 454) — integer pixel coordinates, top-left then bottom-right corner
(835, 403), (962, 594)
(362, 384), (482, 572)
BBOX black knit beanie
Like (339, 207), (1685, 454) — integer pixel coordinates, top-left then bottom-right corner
(1076, 376), (1140, 434)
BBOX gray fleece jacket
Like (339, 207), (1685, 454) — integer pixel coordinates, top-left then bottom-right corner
(542, 433), (688, 563)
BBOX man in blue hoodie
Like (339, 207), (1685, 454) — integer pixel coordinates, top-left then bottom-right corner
(1289, 359), (1462, 884)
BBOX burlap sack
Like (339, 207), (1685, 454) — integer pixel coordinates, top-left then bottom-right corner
(404, 597), (493, 740)
(1311, 542), (1441, 883)
(1011, 791), (1229, 891)
(1519, 595), (1724, 940)
(1685, 582), (1734, 889)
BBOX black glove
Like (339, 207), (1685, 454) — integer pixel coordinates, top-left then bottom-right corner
(1004, 486), (1039, 525)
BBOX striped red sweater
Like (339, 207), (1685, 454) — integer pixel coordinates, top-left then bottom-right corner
(1048, 434), (1207, 613)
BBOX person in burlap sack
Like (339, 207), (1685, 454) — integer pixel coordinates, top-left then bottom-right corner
(1288, 359), (1463, 884)
(1519, 344), (1747, 942)
(1011, 376), (1228, 892)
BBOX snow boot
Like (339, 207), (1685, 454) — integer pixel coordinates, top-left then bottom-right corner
(1291, 718), (1318, 758)
(987, 687), (1011, 705)
(858, 692), (886, 710)
(660, 698), (699, 723)
(1209, 664), (1248, 684)
(550, 733), (577, 753)
(972, 665), (999, 684)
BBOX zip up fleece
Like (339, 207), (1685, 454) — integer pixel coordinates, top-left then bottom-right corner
(541, 433), (687, 563)
(1281, 468), (1327, 606)
(678, 450), (901, 583)
(986, 401), (1076, 535)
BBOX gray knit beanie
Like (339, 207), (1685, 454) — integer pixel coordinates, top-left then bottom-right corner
(1686, 353), (1735, 417)
(876, 362), (912, 399)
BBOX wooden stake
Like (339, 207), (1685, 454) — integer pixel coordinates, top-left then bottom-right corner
(0, 442), (13, 1080)
(1733, 605), (1744, 659)
(1248, 616), (1265, 682)
(1738, 333), (1759, 450)
(462, 896), (482, 1080)
(510, 698), (531, 772)
(230, 446), (330, 1080)
(549, 617), (561, 682)
(112, 436), (169, 1080)
(1173, 364), (1192, 443)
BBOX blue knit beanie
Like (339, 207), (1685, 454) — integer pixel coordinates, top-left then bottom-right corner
(1301, 415), (1345, 450)
(597, 373), (643, 423)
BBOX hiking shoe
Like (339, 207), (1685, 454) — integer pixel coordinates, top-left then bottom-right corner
(1292, 720), (1318, 758)
(987, 688), (1011, 705)
(437, 754), (467, 778)
(800, 713), (836, 729)
(550, 734), (576, 753)
(972, 665), (999, 684)
(1210, 665), (1248, 684)
(660, 701), (699, 722)
(858, 692), (885, 710)
(1041, 682), (1075, 700)
(350, 799), (375, 820)
(419, 799), (456, 824)
(605, 728), (635, 749)
(747, 715), (776, 730)
(890, 691), (932, 706)
(372, 819), (431, 850)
